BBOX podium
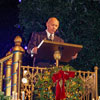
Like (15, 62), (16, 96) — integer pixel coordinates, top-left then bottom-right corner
(35, 40), (83, 67)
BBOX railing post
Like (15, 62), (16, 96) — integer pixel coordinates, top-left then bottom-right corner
(0, 62), (3, 92)
(12, 36), (25, 95)
(18, 60), (21, 99)
(0, 53), (13, 92)
(5, 51), (12, 96)
(94, 66), (98, 100)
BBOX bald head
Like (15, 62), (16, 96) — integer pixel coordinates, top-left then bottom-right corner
(46, 17), (59, 34)
(47, 17), (59, 24)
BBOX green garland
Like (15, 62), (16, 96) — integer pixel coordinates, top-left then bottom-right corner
(34, 65), (84, 100)
(0, 91), (11, 100)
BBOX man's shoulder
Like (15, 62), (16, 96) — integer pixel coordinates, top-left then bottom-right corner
(54, 35), (64, 42)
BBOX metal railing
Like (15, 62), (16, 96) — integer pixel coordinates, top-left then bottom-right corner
(0, 36), (98, 100)
(20, 65), (98, 100)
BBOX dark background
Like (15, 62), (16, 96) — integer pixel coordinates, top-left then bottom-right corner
(0, 0), (20, 58)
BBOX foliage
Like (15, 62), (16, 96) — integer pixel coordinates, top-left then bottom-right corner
(18, 0), (100, 94)
(18, 0), (100, 69)
(34, 65), (84, 100)
(0, 91), (11, 100)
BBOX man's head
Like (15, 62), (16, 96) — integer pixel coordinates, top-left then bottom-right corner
(46, 17), (59, 34)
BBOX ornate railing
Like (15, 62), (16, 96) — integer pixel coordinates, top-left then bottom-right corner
(76, 68), (98, 100)
(0, 36), (99, 100)
(20, 65), (98, 100)
(0, 53), (13, 92)
(0, 36), (24, 100)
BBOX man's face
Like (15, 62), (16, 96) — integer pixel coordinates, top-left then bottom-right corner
(46, 18), (59, 34)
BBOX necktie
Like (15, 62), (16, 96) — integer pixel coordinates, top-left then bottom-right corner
(49, 34), (54, 41)
(49, 34), (52, 40)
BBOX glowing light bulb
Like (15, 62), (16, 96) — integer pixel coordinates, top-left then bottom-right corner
(19, 0), (21, 3)
(24, 46), (27, 50)
(22, 78), (28, 84)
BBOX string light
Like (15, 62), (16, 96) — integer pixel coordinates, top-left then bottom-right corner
(24, 46), (27, 50)
(19, 0), (21, 3)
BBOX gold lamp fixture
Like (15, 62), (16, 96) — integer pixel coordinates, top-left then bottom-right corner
(53, 50), (61, 67)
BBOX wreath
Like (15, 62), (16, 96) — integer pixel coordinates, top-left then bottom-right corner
(34, 65), (84, 100)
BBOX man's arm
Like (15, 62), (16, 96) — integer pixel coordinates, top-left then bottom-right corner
(27, 32), (38, 54)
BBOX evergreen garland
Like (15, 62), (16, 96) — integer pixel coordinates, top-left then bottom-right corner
(0, 91), (11, 100)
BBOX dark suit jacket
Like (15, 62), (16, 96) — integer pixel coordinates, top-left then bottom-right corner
(27, 31), (64, 67)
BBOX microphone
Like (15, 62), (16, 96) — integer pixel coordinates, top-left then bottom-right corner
(51, 35), (54, 41)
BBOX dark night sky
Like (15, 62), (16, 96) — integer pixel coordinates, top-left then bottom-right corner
(0, 0), (20, 58)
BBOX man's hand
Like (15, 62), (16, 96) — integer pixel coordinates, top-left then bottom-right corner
(32, 47), (38, 54)
(72, 53), (78, 60)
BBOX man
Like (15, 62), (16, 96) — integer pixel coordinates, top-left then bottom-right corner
(27, 17), (77, 67)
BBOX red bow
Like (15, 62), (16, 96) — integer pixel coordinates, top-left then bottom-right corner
(52, 70), (75, 100)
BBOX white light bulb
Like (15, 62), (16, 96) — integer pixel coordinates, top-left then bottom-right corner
(24, 70), (27, 75)
(22, 78), (28, 84)
(19, 0), (21, 3)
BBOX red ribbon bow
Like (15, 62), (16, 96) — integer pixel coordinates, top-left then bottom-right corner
(52, 70), (75, 100)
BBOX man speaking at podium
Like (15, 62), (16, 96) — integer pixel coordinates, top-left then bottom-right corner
(27, 17), (77, 67)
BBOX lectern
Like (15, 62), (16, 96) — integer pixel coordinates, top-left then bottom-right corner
(35, 40), (83, 67)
